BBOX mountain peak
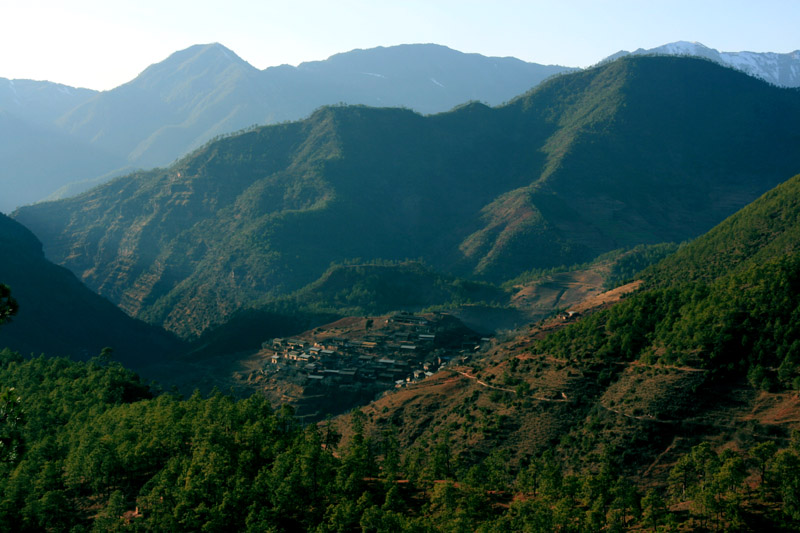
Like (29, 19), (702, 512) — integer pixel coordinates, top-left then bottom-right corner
(181, 42), (247, 63)
(163, 42), (248, 64)
(662, 40), (709, 50)
(129, 42), (256, 91)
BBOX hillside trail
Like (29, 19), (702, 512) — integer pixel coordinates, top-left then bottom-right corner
(450, 369), (517, 393)
(448, 369), (569, 402)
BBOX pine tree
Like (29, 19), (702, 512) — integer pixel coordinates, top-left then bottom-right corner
(0, 284), (17, 325)
(640, 488), (666, 530)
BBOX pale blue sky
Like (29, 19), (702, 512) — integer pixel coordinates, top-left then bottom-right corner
(3, 0), (799, 91)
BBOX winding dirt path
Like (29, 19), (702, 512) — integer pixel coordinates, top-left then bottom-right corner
(449, 369), (569, 402)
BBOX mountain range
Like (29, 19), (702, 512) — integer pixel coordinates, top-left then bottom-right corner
(14, 55), (800, 341)
(4, 38), (800, 531)
(3, 40), (798, 215)
(0, 43), (571, 213)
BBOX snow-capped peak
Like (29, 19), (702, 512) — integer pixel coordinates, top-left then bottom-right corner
(659, 41), (708, 54)
(608, 41), (800, 88)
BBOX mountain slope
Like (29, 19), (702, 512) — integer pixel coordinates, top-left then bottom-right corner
(14, 56), (800, 339)
(0, 213), (183, 369)
(1, 43), (572, 212)
(534, 173), (800, 390)
(0, 78), (96, 124)
(608, 40), (800, 87)
(0, 110), (126, 212)
(335, 173), (800, 502)
(0, 78), (119, 212)
(470, 55), (800, 278)
(57, 43), (265, 170)
(644, 173), (800, 285)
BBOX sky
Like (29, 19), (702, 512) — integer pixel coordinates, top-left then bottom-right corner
(2, 0), (799, 91)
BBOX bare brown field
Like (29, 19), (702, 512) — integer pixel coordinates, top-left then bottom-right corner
(745, 391), (800, 427)
(510, 267), (610, 317)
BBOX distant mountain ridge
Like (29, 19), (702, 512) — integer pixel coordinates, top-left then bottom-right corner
(606, 41), (800, 87)
(0, 78), (96, 124)
(0, 43), (572, 212)
(14, 56), (800, 339)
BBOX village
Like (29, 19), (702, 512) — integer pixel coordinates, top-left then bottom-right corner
(253, 311), (490, 418)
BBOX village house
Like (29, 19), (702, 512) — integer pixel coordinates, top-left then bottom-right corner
(259, 312), (489, 410)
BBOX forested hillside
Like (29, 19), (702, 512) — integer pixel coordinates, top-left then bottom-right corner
(14, 56), (800, 341)
(537, 173), (800, 388)
(536, 173), (800, 382)
(644, 173), (800, 285)
(2, 332), (800, 531)
(328, 173), (800, 530)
